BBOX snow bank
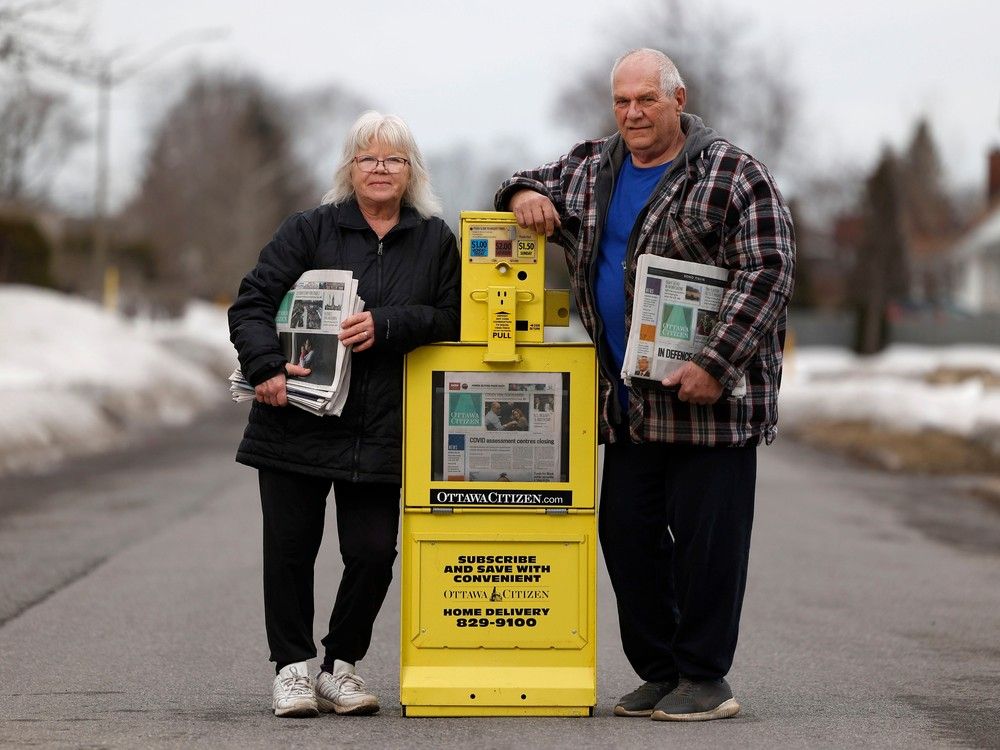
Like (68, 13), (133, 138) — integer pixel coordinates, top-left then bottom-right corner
(1, 283), (998, 476)
(780, 345), (1000, 441)
(0, 286), (236, 476)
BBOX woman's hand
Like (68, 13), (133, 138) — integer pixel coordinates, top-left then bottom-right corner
(254, 362), (312, 406)
(340, 311), (375, 352)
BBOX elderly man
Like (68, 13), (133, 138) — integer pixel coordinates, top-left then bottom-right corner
(495, 48), (794, 721)
(485, 401), (504, 431)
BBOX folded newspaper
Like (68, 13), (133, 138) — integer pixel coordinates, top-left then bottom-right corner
(229, 269), (365, 416)
(621, 254), (746, 397)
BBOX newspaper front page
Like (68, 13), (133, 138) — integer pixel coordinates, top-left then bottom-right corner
(276, 269), (355, 392)
(230, 269), (363, 416)
(437, 371), (566, 482)
(622, 254), (746, 396)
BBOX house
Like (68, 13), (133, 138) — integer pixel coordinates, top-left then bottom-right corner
(950, 148), (1000, 314)
(951, 209), (1000, 313)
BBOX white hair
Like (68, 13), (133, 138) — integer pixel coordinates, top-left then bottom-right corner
(321, 110), (442, 218)
(610, 48), (685, 97)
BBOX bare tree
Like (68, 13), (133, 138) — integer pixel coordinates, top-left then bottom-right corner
(0, 0), (86, 203)
(284, 83), (371, 195)
(127, 71), (314, 310)
(554, 0), (797, 168)
(0, 78), (81, 201)
(0, 0), (88, 75)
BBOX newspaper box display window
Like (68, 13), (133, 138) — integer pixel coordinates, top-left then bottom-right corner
(400, 212), (598, 717)
(431, 371), (569, 485)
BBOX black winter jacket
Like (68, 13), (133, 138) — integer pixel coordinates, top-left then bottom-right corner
(229, 199), (461, 483)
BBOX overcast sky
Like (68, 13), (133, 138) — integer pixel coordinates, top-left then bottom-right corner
(55, 0), (1000, 211)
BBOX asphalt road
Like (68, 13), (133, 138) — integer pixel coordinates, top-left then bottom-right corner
(1, 406), (998, 749)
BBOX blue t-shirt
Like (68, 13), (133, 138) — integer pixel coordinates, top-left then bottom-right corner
(595, 156), (670, 416)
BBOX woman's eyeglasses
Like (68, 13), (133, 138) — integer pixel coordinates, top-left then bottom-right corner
(353, 156), (410, 174)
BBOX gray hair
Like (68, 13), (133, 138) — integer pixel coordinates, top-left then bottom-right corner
(321, 110), (442, 218)
(610, 48), (685, 97)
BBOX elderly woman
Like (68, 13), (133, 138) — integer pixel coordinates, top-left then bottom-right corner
(502, 407), (528, 431)
(229, 111), (460, 719)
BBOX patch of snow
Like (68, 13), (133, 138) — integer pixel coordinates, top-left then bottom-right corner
(0, 286), (236, 476)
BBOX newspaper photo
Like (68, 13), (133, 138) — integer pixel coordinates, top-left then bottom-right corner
(229, 269), (364, 416)
(433, 371), (568, 483)
(622, 254), (746, 396)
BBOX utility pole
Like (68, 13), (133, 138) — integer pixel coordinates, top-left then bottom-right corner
(82, 29), (226, 309)
(92, 58), (111, 306)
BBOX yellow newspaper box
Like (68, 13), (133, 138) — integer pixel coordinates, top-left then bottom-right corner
(400, 213), (597, 717)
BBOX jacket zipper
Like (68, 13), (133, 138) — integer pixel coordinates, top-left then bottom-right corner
(352, 236), (385, 481)
(590, 158), (628, 428)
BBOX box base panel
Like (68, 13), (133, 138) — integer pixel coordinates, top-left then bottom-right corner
(400, 665), (595, 717)
(402, 705), (592, 717)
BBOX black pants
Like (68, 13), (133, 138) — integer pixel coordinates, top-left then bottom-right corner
(599, 435), (756, 682)
(259, 468), (400, 670)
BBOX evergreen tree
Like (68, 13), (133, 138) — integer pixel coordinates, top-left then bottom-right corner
(852, 148), (909, 354)
(903, 118), (956, 238)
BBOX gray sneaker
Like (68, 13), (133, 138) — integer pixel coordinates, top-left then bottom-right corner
(650, 677), (741, 721)
(315, 660), (379, 716)
(614, 679), (679, 717)
(271, 662), (318, 718)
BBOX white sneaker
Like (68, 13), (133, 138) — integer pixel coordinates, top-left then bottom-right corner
(315, 660), (380, 715)
(271, 661), (318, 718)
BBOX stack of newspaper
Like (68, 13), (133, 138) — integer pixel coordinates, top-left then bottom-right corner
(229, 269), (365, 416)
(621, 254), (746, 396)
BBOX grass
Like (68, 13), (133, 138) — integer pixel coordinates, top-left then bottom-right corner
(789, 420), (1000, 508)
(790, 421), (1000, 476)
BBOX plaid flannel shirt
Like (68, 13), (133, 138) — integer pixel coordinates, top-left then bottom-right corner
(495, 115), (795, 446)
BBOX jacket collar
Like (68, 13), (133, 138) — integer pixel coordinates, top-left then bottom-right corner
(333, 197), (422, 234)
(599, 113), (723, 179)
